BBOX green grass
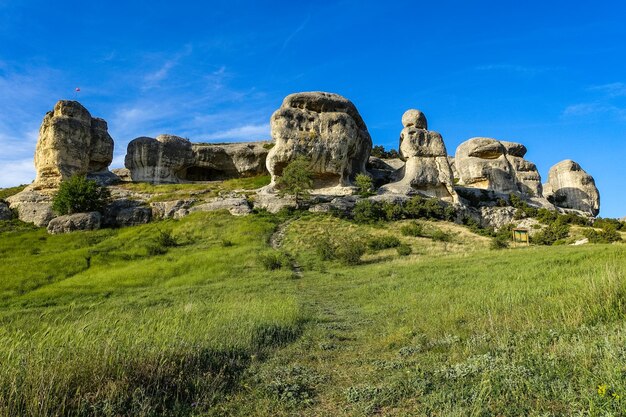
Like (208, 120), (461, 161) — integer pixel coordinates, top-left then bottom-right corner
(1, 210), (626, 416)
(115, 175), (271, 202)
(0, 184), (27, 200)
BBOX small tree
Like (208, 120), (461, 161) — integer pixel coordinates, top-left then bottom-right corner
(355, 173), (374, 197)
(52, 175), (110, 215)
(277, 156), (314, 208)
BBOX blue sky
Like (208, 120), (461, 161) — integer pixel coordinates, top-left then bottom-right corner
(0, 0), (624, 217)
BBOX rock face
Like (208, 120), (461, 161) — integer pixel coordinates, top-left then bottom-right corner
(543, 160), (600, 216)
(47, 212), (101, 234)
(103, 199), (152, 227)
(6, 190), (54, 226)
(125, 136), (269, 183)
(265, 92), (372, 193)
(125, 135), (195, 183)
(455, 137), (542, 198)
(31, 100), (115, 191)
(379, 110), (456, 202)
(0, 202), (12, 220)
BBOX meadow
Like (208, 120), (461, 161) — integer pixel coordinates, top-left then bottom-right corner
(1, 206), (625, 416)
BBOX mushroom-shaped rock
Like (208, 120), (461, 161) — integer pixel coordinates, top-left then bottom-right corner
(265, 92), (372, 194)
(31, 100), (115, 191)
(455, 137), (542, 197)
(125, 135), (195, 183)
(379, 110), (456, 201)
(543, 160), (600, 216)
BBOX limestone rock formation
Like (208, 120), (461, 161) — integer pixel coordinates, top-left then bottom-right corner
(379, 110), (456, 202)
(125, 136), (270, 183)
(102, 199), (152, 227)
(265, 92), (372, 194)
(6, 190), (54, 226)
(31, 100), (115, 191)
(455, 137), (543, 198)
(187, 142), (270, 180)
(190, 197), (252, 216)
(0, 202), (12, 220)
(367, 157), (404, 187)
(125, 135), (195, 183)
(543, 160), (600, 216)
(47, 212), (101, 234)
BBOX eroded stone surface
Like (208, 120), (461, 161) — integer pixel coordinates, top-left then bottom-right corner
(265, 92), (372, 194)
(543, 160), (600, 216)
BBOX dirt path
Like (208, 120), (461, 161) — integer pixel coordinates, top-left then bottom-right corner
(269, 219), (303, 278)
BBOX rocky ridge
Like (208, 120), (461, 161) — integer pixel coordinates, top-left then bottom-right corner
(4, 93), (603, 232)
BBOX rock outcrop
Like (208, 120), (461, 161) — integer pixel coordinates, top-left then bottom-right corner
(455, 137), (543, 198)
(0, 202), (12, 220)
(543, 160), (600, 216)
(6, 190), (54, 226)
(265, 92), (372, 194)
(30, 100), (115, 191)
(125, 136), (269, 183)
(379, 110), (456, 202)
(47, 212), (101, 234)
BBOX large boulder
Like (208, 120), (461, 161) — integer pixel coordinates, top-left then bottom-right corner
(0, 202), (12, 220)
(186, 142), (270, 180)
(265, 92), (372, 194)
(379, 110), (456, 202)
(455, 137), (543, 198)
(125, 135), (195, 183)
(103, 199), (152, 227)
(125, 136), (270, 183)
(543, 160), (600, 216)
(5, 190), (54, 226)
(30, 100), (115, 191)
(47, 212), (101, 234)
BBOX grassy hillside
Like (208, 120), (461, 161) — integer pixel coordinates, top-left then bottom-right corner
(1, 210), (625, 416)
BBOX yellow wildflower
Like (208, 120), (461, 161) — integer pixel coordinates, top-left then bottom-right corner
(598, 384), (608, 397)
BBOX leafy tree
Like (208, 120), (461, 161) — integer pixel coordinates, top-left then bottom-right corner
(371, 145), (400, 159)
(277, 156), (314, 208)
(355, 173), (374, 197)
(52, 175), (110, 215)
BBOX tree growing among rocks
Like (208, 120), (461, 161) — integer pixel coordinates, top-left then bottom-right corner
(52, 175), (110, 215)
(277, 156), (314, 208)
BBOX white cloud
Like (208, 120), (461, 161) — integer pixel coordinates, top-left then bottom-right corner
(562, 102), (626, 120)
(201, 123), (270, 142)
(588, 82), (626, 98)
(0, 158), (34, 188)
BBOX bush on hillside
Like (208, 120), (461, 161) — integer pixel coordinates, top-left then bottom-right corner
(52, 175), (110, 215)
(314, 235), (366, 265)
(351, 196), (457, 224)
(396, 244), (412, 256)
(583, 225), (623, 243)
(367, 235), (401, 251)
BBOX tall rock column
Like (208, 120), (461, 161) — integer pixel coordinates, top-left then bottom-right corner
(379, 109), (457, 202)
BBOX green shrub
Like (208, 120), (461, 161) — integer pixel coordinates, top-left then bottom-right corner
(155, 229), (177, 248)
(259, 252), (286, 270)
(370, 145), (400, 159)
(396, 244), (412, 256)
(334, 238), (366, 265)
(277, 156), (314, 208)
(355, 174), (375, 197)
(353, 200), (385, 224)
(400, 222), (426, 237)
(315, 235), (336, 261)
(430, 229), (452, 242)
(367, 235), (401, 251)
(532, 221), (570, 245)
(583, 226), (622, 243)
(52, 175), (110, 215)
(490, 234), (509, 250)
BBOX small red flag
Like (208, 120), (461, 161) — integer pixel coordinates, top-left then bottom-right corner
(75, 87), (80, 92)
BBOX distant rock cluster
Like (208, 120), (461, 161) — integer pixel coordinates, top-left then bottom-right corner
(3, 92), (603, 232)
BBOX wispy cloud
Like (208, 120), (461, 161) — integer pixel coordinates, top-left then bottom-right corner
(588, 82), (626, 98)
(474, 63), (558, 76)
(562, 80), (626, 121)
(279, 14), (310, 54)
(0, 158), (34, 188)
(202, 123), (270, 141)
